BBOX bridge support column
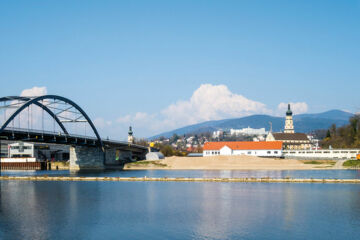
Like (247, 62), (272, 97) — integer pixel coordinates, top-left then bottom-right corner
(104, 149), (133, 165)
(69, 146), (105, 170)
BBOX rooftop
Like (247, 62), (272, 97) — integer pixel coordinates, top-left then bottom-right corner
(271, 133), (309, 141)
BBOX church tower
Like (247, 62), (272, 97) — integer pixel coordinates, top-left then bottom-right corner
(128, 126), (134, 143)
(284, 104), (294, 133)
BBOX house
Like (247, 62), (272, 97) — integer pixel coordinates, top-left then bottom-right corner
(203, 141), (283, 157)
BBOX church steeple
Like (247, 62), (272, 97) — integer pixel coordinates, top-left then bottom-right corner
(128, 126), (134, 143)
(284, 104), (294, 133)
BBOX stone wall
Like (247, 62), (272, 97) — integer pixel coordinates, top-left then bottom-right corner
(69, 146), (135, 170)
(69, 146), (105, 170)
(105, 149), (133, 165)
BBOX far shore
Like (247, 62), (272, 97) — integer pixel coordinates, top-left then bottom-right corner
(123, 155), (344, 170)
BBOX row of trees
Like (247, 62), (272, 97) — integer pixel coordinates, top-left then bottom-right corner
(134, 139), (191, 157)
(321, 115), (360, 148)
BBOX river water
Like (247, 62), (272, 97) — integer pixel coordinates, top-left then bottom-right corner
(1, 170), (360, 239)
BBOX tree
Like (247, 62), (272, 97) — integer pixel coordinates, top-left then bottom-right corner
(321, 115), (360, 148)
(135, 138), (149, 147)
(326, 130), (331, 139)
(160, 145), (174, 157)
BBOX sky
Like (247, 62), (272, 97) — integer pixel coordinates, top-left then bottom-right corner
(0, 0), (359, 139)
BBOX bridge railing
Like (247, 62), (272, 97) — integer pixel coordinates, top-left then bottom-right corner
(3, 127), (98, 140)
(2, 127), (147, 149)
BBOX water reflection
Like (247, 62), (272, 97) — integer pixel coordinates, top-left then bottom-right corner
(0, 181), (360, 239)
(195, 182), (234, 239)
(3, 169), (360, 179)
(0, 181), (101, 240)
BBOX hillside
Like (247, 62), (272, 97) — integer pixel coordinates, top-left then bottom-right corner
(150, 110), (353, 139)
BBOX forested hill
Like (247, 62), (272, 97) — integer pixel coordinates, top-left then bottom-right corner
(150, 110), (353, 139)
(321, 114), (360, 148)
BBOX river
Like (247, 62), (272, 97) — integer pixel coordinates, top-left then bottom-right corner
(0, 170), (359, 239)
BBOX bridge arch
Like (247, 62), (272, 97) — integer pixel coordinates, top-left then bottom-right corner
(0, 95), (104, 151)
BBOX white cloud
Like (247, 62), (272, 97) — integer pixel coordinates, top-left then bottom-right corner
(161, 84), (271, 128)
(20, 86), (47, 97)
(93, 117), (112, 129)
(111, 84), (273, 137)
(117, 112), (154, 124)
(95, 84), (310, 138)
(277, 102), (308, 115)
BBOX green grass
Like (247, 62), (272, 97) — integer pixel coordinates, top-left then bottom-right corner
(128, 160), (167, 167)
(343, 160), (360, 168)
(303, 160), (335, 165)
(303, 161), (324, 164)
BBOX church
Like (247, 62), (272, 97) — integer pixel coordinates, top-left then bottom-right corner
(266, 104), (311, 150)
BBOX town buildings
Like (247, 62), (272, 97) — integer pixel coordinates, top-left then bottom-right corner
(230, 127), (267, 136)
(266, 104), (311, 150)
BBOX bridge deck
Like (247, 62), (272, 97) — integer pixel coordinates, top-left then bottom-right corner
(0, 128), (147, 153)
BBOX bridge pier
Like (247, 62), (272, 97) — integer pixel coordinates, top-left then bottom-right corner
(69, 146), (138, 170)
(104, 149), (133, 165)
(69, 146), (105, 171)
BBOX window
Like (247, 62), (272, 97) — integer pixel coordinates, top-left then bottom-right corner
(247, 151), (251, 154)
(267, 151), (271, 154)
(274, 151), (278, 154)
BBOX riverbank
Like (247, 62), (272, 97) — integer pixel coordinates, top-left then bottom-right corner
(124, 155), (337, 170)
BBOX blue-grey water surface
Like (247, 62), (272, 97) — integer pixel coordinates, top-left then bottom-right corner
(1, 170), (360, 239)
(2, 169), (360, 179)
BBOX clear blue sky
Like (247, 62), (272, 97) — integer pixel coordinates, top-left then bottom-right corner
(0, 1), (359, 138)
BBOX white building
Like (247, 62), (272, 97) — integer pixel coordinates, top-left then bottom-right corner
(212, 130), (224, 139)
(283, 149), (360, 160)
(230, 127), (268, 136)
(203, 141), (283, 157)
(9, 142), (34, 158)
(1, 142), (36, 163)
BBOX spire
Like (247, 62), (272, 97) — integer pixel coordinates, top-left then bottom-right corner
(286, 103), (292, 116)
(128, 126), (133, 136)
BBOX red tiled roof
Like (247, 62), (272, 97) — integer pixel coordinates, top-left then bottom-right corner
(203, 141), (283, 150)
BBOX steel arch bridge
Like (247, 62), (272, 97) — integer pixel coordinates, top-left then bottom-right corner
(0, 95), (147, 164)
(0, 95), (104, 150)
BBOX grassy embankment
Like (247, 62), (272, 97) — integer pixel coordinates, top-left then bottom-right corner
(343, 160), (360, 168)
(126, 160), (167, 168)
(301, 160), (336, 166)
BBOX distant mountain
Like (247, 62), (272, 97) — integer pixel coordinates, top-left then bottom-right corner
(150, 110), (353, 139)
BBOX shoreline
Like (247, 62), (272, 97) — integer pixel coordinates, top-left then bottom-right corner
(123, 155), (342, 171)
(123, 167), (351, 171)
